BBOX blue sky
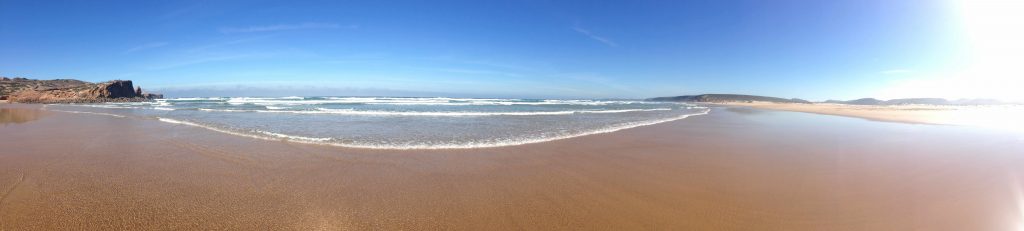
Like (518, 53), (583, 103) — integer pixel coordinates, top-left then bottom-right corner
(0, 0), (985, 99)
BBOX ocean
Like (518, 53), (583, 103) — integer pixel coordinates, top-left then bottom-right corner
(43, 97), (709, 149)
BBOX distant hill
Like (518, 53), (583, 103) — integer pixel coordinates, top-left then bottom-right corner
(649, 94), (1014, 106)
(647, 94), (810, 103)
(824, 97), (1008, 105)
(885, 98), (950, 105)
(824, 98), (885, 105)
(950, 98), (1004, 105)
(0, 77), (89, 97)
(1, 77), (162, 103)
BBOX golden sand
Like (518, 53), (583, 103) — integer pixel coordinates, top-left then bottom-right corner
(720, 102), (1024, 125)
(1, 104), (1022, 230)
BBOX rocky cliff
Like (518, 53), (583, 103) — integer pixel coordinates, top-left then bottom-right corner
(1, 77), (162, 103)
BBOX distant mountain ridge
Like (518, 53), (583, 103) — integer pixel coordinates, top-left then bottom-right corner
(647, 94), (810, 103)
(1, 76), (162, 103)
(648, 93), (1015, 105)
(0, 77), (89, 97)
(824, 97), (1008, 105)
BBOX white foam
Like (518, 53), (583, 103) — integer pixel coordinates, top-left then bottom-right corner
(69, 104), (136, 109)
(193, 107), (676, 116)
(166, 97), (227, 101)
(157, 118), (334, 144)
(157, 117), (194, 125)
(255, 130), (332, 142)
(216, 97), (653, 106)
(153, 108), (710, 150)
(158, 118), (265, 139)
(580, 108), (673, 114)
(314, 108), (578, 116)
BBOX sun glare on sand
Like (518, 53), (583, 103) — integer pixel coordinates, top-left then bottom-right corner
(1013, 174), (1024, 231)
(879, 0), (1024, 102)
(953, 2), (1024, 228)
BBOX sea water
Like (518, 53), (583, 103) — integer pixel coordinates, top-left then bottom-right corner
(44, 97), (709, 149)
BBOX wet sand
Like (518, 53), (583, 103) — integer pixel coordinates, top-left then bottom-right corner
(0, 106), (48, 125)
(1, 104), (1023, 230)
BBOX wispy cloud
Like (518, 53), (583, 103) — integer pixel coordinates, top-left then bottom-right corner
(125, 42), (168, 53)
(881, 69), (914, 75)
(318, 53), (392, 65)
(432, 68), (521, 77)
(220, 22), (357, 34)
(148, 54), (256, 70)
(161, 4), (201, 19)
(147, 49), (316, 70)
(187, 36), (273, 53)
(572, 27), (618, 47)
(395, 65), (523, 77)
(415, 55), (536, 71)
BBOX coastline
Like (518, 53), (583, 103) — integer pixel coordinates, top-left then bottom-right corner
(3, 103), (1023, 230)
(37, 98), (711, 150)
(710, 101), (1024, 128)
(150, 108), (711, 150)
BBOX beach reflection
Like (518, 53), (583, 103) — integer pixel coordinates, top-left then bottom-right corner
(725, 106), (765, 115)
(1, 108), (47, 125)
(1013, 174), (1024, 231)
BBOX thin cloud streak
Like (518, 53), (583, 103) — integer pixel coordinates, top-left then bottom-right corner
(125, 42), (169, 53)
(572, 27), (618, 47)
(220, 22), (357, 34)
(187, 35), (273, 53)
(148, 54), (255, 70)
(881, 69), (914, 75)
(432, 68), (521, 77)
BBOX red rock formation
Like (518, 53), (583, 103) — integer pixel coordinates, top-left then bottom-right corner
(7, 80), (161, 103)
(86, 80), (139, 98)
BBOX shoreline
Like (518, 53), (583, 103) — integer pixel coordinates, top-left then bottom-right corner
(32, 102), (713, 150)
(708, 102), (956, 124)
(14, 101), (1020, 150)
(3, 103), (1023, 229)
(151, 109), (711, 150)
(709, 102), (1024, 129)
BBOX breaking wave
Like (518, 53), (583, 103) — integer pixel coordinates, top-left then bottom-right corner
(155, 108), (709, 149)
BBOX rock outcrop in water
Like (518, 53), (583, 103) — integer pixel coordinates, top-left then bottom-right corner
(1, 77), (162, 103)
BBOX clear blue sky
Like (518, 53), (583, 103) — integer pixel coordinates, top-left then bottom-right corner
(0, 0), (973, 99)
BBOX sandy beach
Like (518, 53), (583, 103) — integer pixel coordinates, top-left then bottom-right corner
(714, 102), (1024, 128)
(2, 103), (1023, 230)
